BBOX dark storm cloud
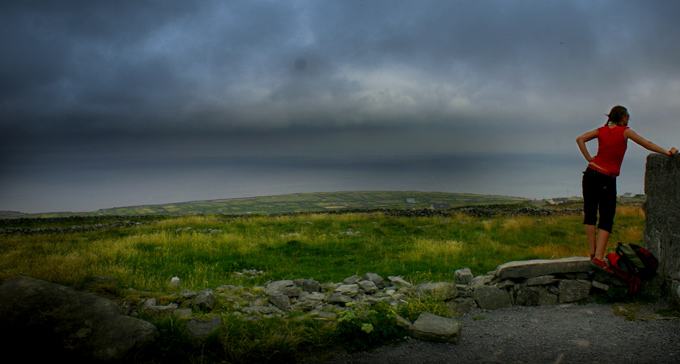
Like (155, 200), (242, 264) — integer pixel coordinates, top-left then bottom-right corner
(2, 1), (680, 212)
(3, 0), (680, 138)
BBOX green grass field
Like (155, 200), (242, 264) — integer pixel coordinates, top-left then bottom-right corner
(0, 204), (645, 291)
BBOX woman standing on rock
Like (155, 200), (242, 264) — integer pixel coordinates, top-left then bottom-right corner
(576, 105), (677, 272)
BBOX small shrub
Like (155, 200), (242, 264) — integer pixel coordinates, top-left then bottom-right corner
(336, 301), (406, 351)
(397, 294), (452, 322)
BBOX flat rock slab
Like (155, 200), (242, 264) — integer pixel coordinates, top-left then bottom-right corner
(495, 257), (591, 280)
(410, 312), (461, 344)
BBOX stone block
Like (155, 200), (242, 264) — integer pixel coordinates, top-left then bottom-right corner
(336, 284), (360, 297)
(643, 154), (680, 303)
(558, 279), (592, 303)
(358, 280), (379, 294)
(269, 294), (291, 311)
(473, 285), (512, 310)
(413, 282), (458, 300)
(454, 268), (473, 285)
(294, 278), (320, 293)
(364, 273), (387, 288)
(513, 284), (558, 306)
(265, 280), (302, 297)
(525, 275), (557, 286)
(410, 313), (461, 344)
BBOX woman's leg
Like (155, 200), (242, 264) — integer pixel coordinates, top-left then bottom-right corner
(582, 170), (599, 259)
(594, 176), (616, 260)
(585, 224), (597, 259)
(594, 229), (610, 260)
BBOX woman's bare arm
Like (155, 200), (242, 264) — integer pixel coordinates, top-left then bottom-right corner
(576, 129), (599, 162)
(624, 129), (678, 155)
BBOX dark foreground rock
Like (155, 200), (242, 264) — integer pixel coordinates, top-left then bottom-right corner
(0, 276), (157, 362)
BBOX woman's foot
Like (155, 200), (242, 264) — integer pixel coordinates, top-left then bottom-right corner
(590, 258), (613, 274)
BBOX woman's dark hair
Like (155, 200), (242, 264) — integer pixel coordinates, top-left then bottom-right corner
(606, 105), (628, 126)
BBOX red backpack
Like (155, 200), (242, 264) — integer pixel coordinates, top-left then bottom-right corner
(606, 243), (659, 295)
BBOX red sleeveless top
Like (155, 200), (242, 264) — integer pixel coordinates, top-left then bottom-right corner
(591, 125), (628, 177)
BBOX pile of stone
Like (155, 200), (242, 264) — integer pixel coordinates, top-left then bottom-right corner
(137, 257), (625, 343)
(0, 257), (632, 360)
(466, 257), (623, 310)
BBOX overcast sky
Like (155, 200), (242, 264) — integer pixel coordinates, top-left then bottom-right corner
(2, 1), (679, 213)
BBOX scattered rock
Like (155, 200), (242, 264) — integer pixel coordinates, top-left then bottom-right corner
(169, 276), (181, 288)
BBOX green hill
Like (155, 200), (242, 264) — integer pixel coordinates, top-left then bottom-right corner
(25, 191), (529, 217)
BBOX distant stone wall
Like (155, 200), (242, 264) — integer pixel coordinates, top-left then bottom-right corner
(642, 154), (680, 304)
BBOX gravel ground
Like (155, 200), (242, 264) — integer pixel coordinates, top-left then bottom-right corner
(305, 301), (680, 364)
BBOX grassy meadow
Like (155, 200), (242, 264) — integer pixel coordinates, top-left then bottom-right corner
(0, 204), (645, 293)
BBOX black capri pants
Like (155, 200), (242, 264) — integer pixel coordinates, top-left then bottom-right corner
(582, 168), (617, 233)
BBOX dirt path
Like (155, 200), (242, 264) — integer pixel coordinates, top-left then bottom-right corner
(307, 302), (680, 364)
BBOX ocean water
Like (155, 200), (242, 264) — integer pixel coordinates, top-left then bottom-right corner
(0, 153), (648, 214)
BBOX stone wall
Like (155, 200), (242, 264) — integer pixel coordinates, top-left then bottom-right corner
(642, 153), (680, 304)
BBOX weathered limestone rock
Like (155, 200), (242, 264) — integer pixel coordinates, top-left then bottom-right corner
(0, 276), (157, 362)
(469, 274), (494, 288)
(409, 313), (461, 344)
(336, 284), (360, 297)
(269, 294), (291, 311)
(294, 278), (320, 293)
(169, 276), (181, 288)
(343, 275), (362, 284)
(144, 302), (179, 317)
(558, 279), (592, 303)
(193, 289), (216, 311)
(364, 272), (387, 288)
(525, 275), (557, 286)
(357, 280), (379, 294)
(472, 285), (512, 310)
(642, 153), (680, 303)
(186, 317), (222, 340)
(455, 268), (474, 285)
(388, 276), (412, 287)
(325, 292), (353, 305)
(413, 282), (458, 300)
(265, 280), (302, 297)
(513, 284), (558, 306)
(495, 257), (591, 279)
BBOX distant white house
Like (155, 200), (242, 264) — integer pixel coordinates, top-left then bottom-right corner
(406, 198), (416, 203)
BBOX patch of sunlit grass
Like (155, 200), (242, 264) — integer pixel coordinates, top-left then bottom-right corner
(408, 238), (463, 260)
(616, 226), (644, 244)
(617, 205), (644, 218)
(502, 216), (536, 230)
(529, 243), (587, 259)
